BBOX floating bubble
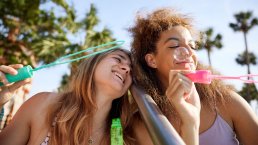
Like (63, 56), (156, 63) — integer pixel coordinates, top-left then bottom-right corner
(174, 47), (189, 61)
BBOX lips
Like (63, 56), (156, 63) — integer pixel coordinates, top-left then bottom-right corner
(176, 59), (193, 64)
(112, 70), (126, 84)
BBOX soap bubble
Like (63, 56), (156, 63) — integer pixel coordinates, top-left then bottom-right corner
(174, 47), (189, 61)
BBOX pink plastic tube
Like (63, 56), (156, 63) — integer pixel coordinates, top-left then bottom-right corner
(186, 70), (258, 84)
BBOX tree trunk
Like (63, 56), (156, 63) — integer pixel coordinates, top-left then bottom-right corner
(244, 32), (251, 104)
(207, 49), (212, 66)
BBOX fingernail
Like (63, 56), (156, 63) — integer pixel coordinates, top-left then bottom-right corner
(191, 70), (196, 73)
(3, 79), (9, 85)
(12, 70), (17, 74)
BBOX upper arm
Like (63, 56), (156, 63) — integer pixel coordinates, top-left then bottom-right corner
(227, 91), (258, 144)
(0, 92), (50, 144)
(132, 113), (154, 145)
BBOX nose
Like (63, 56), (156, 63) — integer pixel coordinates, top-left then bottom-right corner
(119, 64), (131, 75)
(182, 45), (194, 58)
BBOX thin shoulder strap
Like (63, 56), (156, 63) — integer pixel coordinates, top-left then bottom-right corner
(213, 97), (219, 114)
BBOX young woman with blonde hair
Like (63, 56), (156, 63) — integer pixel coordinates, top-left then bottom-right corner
(0, 48), (135, 144)
(128, 7), (258, 145)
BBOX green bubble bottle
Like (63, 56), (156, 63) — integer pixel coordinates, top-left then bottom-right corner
(111, 118), (123, 145)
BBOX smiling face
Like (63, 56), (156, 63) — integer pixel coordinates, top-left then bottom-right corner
(94, 50), (132, 99)
(145, 25), (198, 86)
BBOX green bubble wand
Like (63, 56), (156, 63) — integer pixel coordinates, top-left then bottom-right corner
(0, 40), (125, 86)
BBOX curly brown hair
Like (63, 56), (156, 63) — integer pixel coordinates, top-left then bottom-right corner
(127, 7), (234, 117)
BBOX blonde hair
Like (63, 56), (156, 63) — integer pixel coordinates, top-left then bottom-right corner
(46, 48), (134, 145)
(128, 7), (234, 117)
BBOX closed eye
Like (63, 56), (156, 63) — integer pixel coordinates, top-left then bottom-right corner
(169, 46), (179, 49)
(114, 57), (121, 62)
(191, 47), (196, 50)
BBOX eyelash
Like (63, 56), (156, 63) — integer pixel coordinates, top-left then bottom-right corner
(169, 46), (196, 50)
(115, 57), (121, 62)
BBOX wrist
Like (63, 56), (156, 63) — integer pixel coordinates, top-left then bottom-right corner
(180, 124), (199, 145)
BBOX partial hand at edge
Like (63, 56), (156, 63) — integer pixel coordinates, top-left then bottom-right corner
(0, 64), (30, 107)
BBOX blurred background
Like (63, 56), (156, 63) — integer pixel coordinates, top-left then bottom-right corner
(0, 0), (258, 128)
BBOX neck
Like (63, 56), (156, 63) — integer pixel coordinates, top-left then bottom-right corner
(157, 74), (169, 93)
(92, 91), (113, 130)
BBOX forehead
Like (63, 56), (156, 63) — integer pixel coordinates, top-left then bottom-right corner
(160, 25), (193, 41)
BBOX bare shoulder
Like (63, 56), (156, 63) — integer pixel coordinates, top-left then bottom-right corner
(221, 91), (258, 144)
(223, 91), (257, 121)
(24, 92), (61, 115)
(132, 112), (154, 145)
(28, 92), (61, 104)
(12, 92), (61, 125)
(0, 92), (61, 144)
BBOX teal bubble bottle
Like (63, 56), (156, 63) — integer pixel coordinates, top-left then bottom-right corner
(0, 65), (34, 86)
(111, 118), (123, 145)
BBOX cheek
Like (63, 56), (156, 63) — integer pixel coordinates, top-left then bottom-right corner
(94, 63), (109, 84)
(193, 54), (198, 65)
(125, 75), (132, 86)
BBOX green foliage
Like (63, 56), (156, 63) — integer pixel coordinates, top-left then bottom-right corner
(230, 11), (258, 103)
(196, 28), (222, 66)
(58, 4), (116, 92)
(238, 83), (258, 100)
(197, 28), (223, 51)
(236, 51), (256, 66)
(229, 11), (258, 33)
(0, 0), (78, 66)
(58, 73), (69, 92)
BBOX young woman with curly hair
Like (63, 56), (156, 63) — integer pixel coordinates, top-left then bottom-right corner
(128, 7), (258, 145)
(0, 48), (135, 145)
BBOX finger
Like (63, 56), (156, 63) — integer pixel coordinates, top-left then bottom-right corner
(167, 73), (192, 96)
(167, 80), (191, 102)
(184, 82), (194, 99)
(0, 71), (9, 85)
(185, 84), (200, 109)
(169, 70), (193, 84)
(8, 64), (23, 69)
(8, 79), (30, 93)
(0, 65), (18, 75)
(178, 70), (194, 75)
(166, 83), (184, 103)
(166, 78), (183, 96)
(170, 73), (192, 88)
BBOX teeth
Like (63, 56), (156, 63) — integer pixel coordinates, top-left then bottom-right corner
(114, 72), (124, 83)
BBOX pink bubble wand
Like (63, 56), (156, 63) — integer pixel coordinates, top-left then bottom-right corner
(185, 70), (258, 84)
(174, 47), (258, 84)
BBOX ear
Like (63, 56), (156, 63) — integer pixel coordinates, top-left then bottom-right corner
(145, 53), (157, 68)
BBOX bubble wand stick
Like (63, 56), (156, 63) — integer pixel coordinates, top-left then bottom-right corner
(174, 47), (258, 84)
(0, 40), (125, 86)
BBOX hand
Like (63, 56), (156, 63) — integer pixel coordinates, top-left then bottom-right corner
(0, 64), (30, 107)
(166, 70), (201, 145)
(166, 70), (200, 126)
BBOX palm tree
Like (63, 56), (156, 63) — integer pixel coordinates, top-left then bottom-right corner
(196, 28), (222, 66)
(238, 83), (258, 101)
(236, 51), (256, 66)
(0, 0), (78, 129)
(58, 4), (115, 91)
(229, 11), (258, 103)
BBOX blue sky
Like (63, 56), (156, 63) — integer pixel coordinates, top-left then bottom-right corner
(28, 0), (258, 112)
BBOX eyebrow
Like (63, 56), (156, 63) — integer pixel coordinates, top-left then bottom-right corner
(164, 37), (180, 44)
(164, 37), (194, 44)
(116, 54), (133, 69)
